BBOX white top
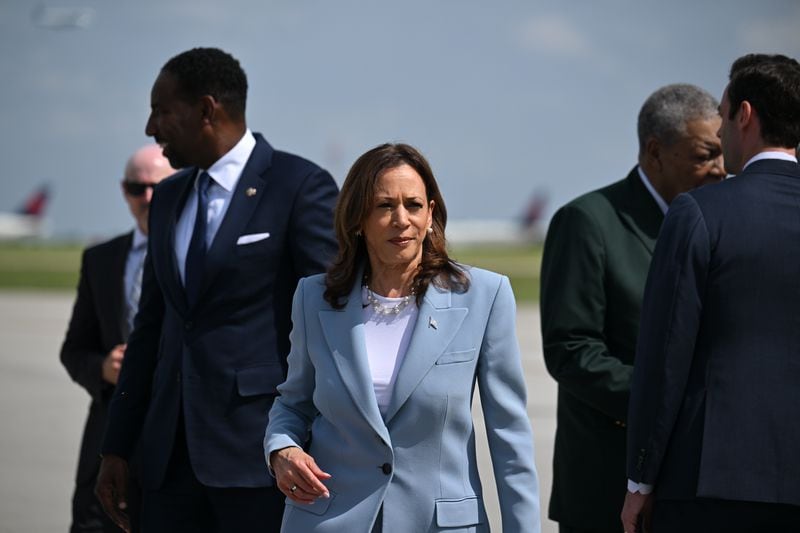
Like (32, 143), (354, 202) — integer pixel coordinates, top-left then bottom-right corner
(175, 129), (256, 284)
(361, 286), (418, 416)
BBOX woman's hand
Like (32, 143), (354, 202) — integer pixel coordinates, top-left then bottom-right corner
(271, 446), (332, 503)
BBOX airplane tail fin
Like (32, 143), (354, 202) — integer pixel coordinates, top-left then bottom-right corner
(16, 185), (50, 217)
(520, 190), (547, 230)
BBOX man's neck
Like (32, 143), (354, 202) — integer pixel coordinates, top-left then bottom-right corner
(736, 127), (796, 168)
(198, 125), (247, 169)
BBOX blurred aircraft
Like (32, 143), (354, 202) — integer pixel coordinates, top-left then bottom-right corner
(446, 191), (547, 246)
(31, 4), (94, 30)
(0, 186), (50, 240)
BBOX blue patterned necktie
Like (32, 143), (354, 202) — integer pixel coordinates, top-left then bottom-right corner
(185, 172), (211, 306)
(126, 251), (145, 337)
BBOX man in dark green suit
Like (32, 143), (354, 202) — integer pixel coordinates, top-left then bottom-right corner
(540, 84), (725, 533)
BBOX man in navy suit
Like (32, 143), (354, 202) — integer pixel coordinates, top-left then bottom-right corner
(95, 47), (338, 533)
(622, 53), (800, 532)
(62, 144), (174, 532)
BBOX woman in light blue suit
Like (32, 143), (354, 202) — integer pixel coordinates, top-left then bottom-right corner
(264, 143), (540, 532)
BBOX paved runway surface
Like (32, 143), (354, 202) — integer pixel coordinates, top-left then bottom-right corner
(0, 291), (559, 532)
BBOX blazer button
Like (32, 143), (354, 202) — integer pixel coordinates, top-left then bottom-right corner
(381, 463), (392, 475)
(184, 321), (193, 331)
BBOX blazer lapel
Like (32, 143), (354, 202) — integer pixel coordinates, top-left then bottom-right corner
(197, 137), (273, 304)
(616, 168), (663, 255)
(319, 279), (390, 443)
(383, 285), (468, 423)
(162, 172), (194, 315)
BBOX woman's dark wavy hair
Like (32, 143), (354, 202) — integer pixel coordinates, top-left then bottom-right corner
(324, 143), (469, 309)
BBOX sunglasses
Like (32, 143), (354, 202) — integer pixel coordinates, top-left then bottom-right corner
(122, 181), (158, 197)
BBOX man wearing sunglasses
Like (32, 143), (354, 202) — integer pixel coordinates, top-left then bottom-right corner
(61, 144), (175, 532)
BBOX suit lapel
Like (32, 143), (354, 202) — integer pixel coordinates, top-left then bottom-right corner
(198, 137), (273, 303)
(383, 285), (468, 423)
(319, 279), (390, 443)
(162, 173), (194, 315)
(616, 168), (663, 255)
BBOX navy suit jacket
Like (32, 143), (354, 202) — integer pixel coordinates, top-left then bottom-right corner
(102, 134), (338, 490)
(627, 158), (800, 506)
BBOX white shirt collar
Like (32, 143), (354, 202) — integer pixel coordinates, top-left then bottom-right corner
(132, 226), (148, 250)
(743, 151), (798, 171)
(637, 166), (668, 215)
(199, 129), (257, 191)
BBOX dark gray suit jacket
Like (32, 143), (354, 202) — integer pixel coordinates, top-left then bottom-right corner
(61, 231), (131, 486)
(628, 158), (800, 506)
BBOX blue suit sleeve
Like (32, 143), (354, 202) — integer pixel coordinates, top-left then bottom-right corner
(264, 278), (316, 459)
(477, 276), (541, 532)
(627, 193), (709, 483)
(287, 168), (338, 277)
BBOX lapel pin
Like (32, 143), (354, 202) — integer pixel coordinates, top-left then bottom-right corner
(428, 316), (437, 330)
(245, 187), (257, 197)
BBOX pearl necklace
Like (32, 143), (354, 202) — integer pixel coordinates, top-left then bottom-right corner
(364, 284), (415, 316)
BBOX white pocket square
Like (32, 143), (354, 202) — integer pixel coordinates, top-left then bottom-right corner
(237, 232), (270, 245)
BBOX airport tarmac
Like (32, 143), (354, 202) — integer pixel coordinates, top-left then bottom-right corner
(0, 291), (559, 532)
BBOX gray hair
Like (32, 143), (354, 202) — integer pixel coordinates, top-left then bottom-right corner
(637, 83), (719, 153)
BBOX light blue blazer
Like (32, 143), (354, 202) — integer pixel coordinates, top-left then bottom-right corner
(264, 266), (540, 532)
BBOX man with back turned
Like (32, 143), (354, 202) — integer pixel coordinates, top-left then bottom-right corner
(622, 53), (800, 532)
(95, 47), (338, 532)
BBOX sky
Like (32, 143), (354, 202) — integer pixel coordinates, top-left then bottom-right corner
(1, 0), (799, 240)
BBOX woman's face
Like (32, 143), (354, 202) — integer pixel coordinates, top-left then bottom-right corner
(362, 164), (434, 274)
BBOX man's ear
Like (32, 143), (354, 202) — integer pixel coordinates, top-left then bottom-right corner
(737, 100), (753, 130)
(199, 95), (218, 125)
(644, 137), (663, 171)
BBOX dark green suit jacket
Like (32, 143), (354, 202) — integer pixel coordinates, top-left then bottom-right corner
(540, 167), (663, 530)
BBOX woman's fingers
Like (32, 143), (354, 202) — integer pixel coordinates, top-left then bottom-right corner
(298, 456), (331, 496)
(273, 447), (331, 500)
(281, 481), (318, 503)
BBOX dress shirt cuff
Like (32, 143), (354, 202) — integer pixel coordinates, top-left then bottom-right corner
(627, 479), (654, 494)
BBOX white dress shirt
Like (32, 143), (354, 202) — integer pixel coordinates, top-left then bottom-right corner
(175, 129), (256, 284)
